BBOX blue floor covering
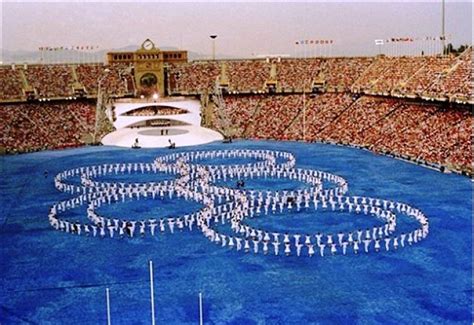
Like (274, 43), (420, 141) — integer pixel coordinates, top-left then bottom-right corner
(0, 140), (472, 324)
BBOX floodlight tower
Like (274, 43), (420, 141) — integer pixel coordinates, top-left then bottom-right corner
(210, 35), (218, 60)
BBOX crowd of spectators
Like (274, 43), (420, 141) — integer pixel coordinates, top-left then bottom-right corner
(169, 57), (375, 93)
(0, 101), (96, 153)
(168, 50), (471, 102)
(76, 63), (134, 97)
(283, 93), (355, 140)
(24, 65), (75, 98)
(353, 56), (425, 94)
(318, 96), (402, 143)
(217, 94), (304, 139)
(227, 60), (271, 91)
(168, 61), (220, 94)
(0, 50), (470, 101)
(399, 56), (455, 97)
(425, 48), (472, 101)
(0, 63), (134, 102)
(276, 59), (324, 90)
(217, 93), (472, 174)
(0, 67), (24, 101)
(1, 51), (471, 175)
(250, 95), (303, 139)
(215, 95), (264, 137)
(324, 57), (373, 91)
(75, 64), (104, 94)
(102, 64), (135, 97)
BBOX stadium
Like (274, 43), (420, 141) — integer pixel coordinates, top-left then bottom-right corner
(1, 2), (472, 324)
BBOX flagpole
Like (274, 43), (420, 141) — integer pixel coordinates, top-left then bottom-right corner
(149, 260), (156, 325)
(199, 292), (204, 325)
(106, 287), (111, 325)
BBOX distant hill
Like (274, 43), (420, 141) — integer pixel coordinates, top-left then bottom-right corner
(1, 45), (235, 64)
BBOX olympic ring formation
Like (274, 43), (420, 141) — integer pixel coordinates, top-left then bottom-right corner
(48, 149), (429, 258)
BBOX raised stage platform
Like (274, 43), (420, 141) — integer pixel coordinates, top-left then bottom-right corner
(101, 97), (223, 148)
(101, 126), (223, 148)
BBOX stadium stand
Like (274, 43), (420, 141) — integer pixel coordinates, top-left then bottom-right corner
(168, 61), (220, 94)
(0, 66), (25, 101)
(276, 58), (324, 90)
(227, 60), (271, 92)
(23, 65), (76, 98)
(217, 94), (472, 175)
(0, 101), (96, 153)
(323, 57), (374, 91)
(76, 63), (134, 97)
(1, 49), (472, 175)
(425, 47), (472, 102)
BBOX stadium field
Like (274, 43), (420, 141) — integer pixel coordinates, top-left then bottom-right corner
(1, 140), (471, 324)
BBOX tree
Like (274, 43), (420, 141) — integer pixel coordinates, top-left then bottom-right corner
(443, 43), (454, 55)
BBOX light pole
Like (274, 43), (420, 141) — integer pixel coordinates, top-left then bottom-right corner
(441, 0), (446, 55)
(210, 35), (217, 60)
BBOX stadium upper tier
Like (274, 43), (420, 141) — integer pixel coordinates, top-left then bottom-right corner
(168, 48), (472, 104)
(0, 48), (471, 103)
(0, 63), (135, 102)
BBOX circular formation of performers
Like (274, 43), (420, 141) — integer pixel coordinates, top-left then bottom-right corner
(48, 149), (429, 257)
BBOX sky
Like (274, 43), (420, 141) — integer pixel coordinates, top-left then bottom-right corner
(1, 1), (472, 59)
